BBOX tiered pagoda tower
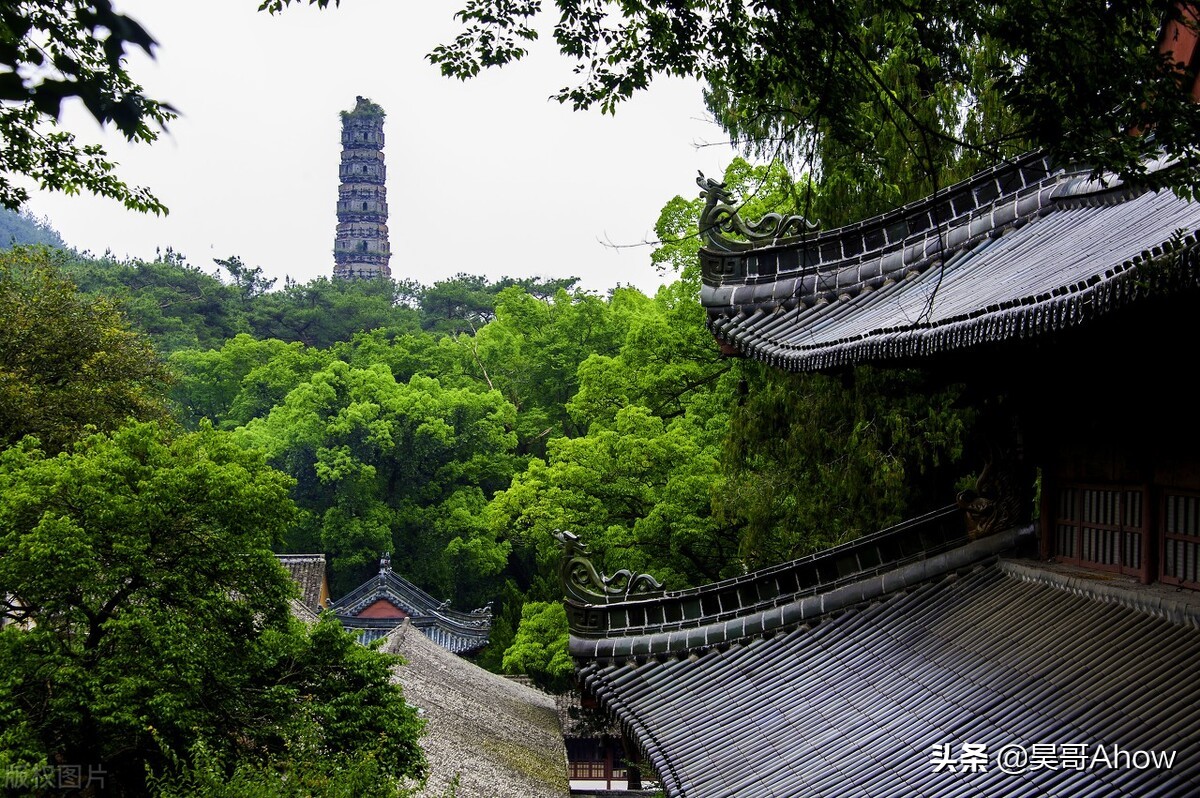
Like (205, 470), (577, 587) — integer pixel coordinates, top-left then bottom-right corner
(333, 96), (391, 279)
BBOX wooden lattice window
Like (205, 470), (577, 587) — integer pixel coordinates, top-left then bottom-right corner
(1161, 490), (1200, 588)
(569, 761), (608, 779)
(1053, 484), (1148, 581)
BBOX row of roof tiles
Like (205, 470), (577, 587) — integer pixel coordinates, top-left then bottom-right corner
(579, 559), (1200, 797)
(701, 155), (1200, 372)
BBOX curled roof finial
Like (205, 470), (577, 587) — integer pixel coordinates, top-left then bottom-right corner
(697, 171), (817, 253)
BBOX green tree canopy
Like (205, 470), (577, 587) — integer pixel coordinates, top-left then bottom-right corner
(247, 276), (421, 350)
(237, 360), (519, 600)
(650, 157), (976, 567)
(0, 248), (171, 453)
(62, 248), (247, 353)
(416, 273), (580, 334)
(501, 601), (574, 692)
(0, 422), (424, 795)
(717, 365), (973, 567)
(460, 286), (628, 453)
(169, 334), (331, 429)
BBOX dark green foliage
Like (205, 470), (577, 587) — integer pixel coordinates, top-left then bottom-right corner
(61, 248), (246, 353)
(483, 277), (741, 597)
(717, 365), (973, 567)
(501, 602), (574, 693)
(417, 273), (498, 334)
(0, 2), (172, 211)
(0, 422), (424, 797)
(169, 335), (331, 429)
(248, 277), (421, 349)
(215, 255), (277, 303)
(58, 250), (423, 354)
(0, 265), (426, 794)
(0, 208), (65, 249)
(152, 747), (409, 798)
(261, 614), (425, 783)
(464, 286), (627, 452)
(0, 248), (171, 453)
(702, 3), (1030, 224)
(416, 273), (580, 334)
(237, 361), (519, 599)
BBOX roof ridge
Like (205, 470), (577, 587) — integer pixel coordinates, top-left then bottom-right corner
(569, 525), (1035, 662)
(999, 560), (1200, 631)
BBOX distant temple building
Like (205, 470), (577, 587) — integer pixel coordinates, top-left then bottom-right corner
(277, 553), (492, 655)
(333, 96), (391, 279)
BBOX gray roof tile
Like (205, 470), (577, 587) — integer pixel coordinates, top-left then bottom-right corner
(700, 155), (1200, 372)
(384, 621), (569, 797)
(578, 562), (1200, 797)
(276, 554), (328, 610)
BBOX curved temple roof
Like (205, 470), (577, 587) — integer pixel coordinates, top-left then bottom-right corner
(568, 152), (1200, 796)
(700, 152), (1200, 371)
(566, 505), (978, 660)
(564, 516), (1200, 796)
(575, 556), (1200, 797)
(332, 558), (492, 654)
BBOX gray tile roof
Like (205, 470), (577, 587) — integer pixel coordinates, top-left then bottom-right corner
(331, 566), (492, 654)
(384, 621), (569, 798)
(700, 153), (1200, 372)
(566, 505), (1011, 660)
(276, 554), (328, 610)
(577, 560), (1200, 797)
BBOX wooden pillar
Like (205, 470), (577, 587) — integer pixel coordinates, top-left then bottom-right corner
(605, 738), (613, 790)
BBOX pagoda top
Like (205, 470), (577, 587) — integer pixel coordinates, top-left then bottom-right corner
(341, 95), (385, 121)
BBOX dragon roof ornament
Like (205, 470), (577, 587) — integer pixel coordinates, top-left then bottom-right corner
(697, 171), (818, 253)
(555, 530), (664, 604)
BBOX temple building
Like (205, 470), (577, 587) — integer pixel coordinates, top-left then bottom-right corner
(278, 553), (492, 654)
(559, 149), (1200, 796)
(333, 96), (392, 279)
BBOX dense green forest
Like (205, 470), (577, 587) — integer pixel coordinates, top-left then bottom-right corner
(0, 254), (426, 796)
(2, 160), (976, 701)
(0, 208), (65, 249)
(0, 3), (1185, 794)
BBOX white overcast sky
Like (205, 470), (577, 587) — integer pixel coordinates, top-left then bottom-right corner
(20, 0), (742, 295)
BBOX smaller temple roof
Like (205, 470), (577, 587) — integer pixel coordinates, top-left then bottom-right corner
(331, 554), (492, 655)
(384, 621), (569, 798)
(699, 152), (1200, 372)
